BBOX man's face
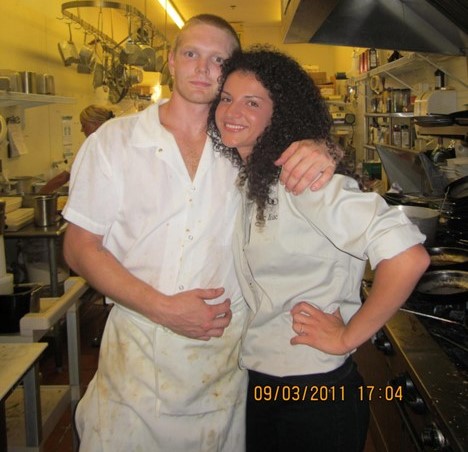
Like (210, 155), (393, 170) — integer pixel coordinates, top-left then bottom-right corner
(169, 23), (236, 105)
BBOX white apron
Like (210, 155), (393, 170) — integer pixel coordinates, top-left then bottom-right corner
(75, 302), (248, 452)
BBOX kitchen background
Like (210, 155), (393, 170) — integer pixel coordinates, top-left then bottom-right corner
(0, 0), (351, 184)
(0, 0), (467, 187)
(1, 2), (468, 451)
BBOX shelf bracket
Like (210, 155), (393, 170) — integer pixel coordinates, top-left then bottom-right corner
(414, 53), (468, 89)
(380, 71), (414, 92)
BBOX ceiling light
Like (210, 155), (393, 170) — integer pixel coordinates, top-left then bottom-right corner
(157, 0), (185, 29)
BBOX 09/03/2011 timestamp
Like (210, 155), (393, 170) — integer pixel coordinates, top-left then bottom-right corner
(252, 384), (403, 402)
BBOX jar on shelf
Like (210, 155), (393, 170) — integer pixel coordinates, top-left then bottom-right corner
(401, 124), (410, 148)
(392, 124), (401, 147)
(392, 89), (403, 112)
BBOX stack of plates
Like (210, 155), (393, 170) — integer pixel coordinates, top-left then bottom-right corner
(439, 176), (468, 242)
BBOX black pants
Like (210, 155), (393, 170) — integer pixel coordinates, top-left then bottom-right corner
(246, 358), (369, 452)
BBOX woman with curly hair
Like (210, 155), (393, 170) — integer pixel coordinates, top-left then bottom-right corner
(208, 47), (430, 451)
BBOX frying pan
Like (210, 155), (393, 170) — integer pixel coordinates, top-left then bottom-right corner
(427, 247), (468, 271)
(445, 175), (468, 201)
(415, 270), (468, 303)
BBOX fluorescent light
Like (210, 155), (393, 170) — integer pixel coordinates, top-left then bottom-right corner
(157, 0), (185, 29)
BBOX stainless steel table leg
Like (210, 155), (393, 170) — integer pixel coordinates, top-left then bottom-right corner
(67, 297), (81, 452)
(22, 362), (42, 447)
(48, 237), (63, 370)
(47, 237), (59, 297)
(0, 401), (6, 451)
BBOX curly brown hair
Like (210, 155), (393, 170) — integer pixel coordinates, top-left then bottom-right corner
(207, 45), (341, 225)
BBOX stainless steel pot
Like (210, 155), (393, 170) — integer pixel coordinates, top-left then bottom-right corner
(33, 194), (58, 227)
(19, 71), (37, 94)
(395, 205), (440, 246)
(10, 176), (41, 195)
(36, 74), (55, 95)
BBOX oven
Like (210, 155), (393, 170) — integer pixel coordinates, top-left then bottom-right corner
(355, 283), (468, 451)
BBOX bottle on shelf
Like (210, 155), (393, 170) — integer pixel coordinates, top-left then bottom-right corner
(434, 69), (445, 90)
(369, 48), (378, 69)
(387, 50), (402, 63)
(392, 124), (401, 147)
(401, 125), (410, 148)
(385, 88), (392, 113)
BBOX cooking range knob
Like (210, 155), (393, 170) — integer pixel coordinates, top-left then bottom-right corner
(373, 331), (393, 355)
(390, 373), (426, 414)
(421, 423), (448, 449)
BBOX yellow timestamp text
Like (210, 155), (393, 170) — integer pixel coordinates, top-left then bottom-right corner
(252, 384), (404, 402)
(358, 385), (403, 401)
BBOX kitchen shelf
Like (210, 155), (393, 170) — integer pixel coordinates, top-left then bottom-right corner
(0, 90), (75, 109)
(364, 143), (418, 153)
(353, 52), (423, 82)
(365, 112), (414, 119)
(352, 52), (468, 91)
(416, 124), (468, 138)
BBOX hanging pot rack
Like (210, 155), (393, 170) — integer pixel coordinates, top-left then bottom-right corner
(61, 1), (168, 55)
(59, 1), (170, 103)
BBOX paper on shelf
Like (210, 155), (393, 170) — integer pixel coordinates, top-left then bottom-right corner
(7, 122), (29, 156)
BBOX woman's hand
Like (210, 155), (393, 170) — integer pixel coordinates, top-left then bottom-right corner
(290, 302), (350, 355)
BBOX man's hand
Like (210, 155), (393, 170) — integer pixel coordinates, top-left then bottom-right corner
(275, 139), (338, 194)
(159, 288), (233, 340)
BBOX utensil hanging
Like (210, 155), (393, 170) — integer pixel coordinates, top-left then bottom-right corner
(370, 75), (383, 94)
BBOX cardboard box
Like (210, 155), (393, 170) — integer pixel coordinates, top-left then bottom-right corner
(308, 71), (328, 85)
(318, 85), (335, 97)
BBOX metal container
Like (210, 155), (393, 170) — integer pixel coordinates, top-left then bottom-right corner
(0, 284), (41, 333)
(34, 194), (57, 227)
(10, 175), (40, 195)
(19, 71), (37, 94)
(35, 73), (55, 95)
(395, 205), (439, 246)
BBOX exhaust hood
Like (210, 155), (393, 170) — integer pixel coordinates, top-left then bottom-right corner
(282, 0), (468, 56)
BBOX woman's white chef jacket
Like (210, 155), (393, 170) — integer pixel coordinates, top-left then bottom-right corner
(233, 175), (425, 378)
(63, 102), (248, 418)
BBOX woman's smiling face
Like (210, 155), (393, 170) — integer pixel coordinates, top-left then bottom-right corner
(215, 70), (273, 162)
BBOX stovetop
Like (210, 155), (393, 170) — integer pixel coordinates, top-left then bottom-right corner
(403, 295), (468, 377)
(383, 309), (468, 452)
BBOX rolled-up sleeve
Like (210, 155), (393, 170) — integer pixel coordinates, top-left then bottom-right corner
(289, 176), (426, 269)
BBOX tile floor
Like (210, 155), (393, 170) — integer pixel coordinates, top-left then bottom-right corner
(37, 293), (376, 452)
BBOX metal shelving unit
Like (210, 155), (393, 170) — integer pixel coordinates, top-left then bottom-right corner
(0, 91), (75, 109)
